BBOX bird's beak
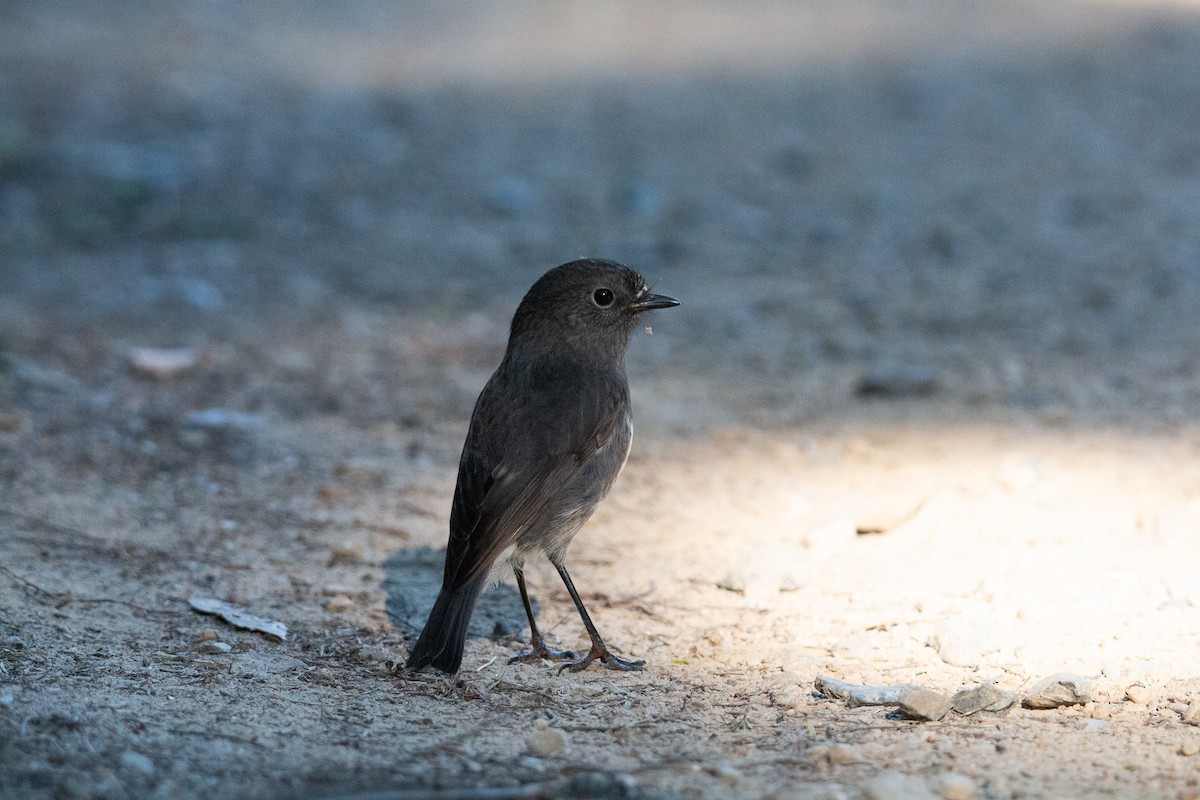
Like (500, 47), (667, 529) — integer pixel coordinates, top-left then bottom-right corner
(629, 293), (680, 312)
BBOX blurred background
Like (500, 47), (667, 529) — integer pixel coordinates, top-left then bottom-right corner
(4, 0), (1200, 433)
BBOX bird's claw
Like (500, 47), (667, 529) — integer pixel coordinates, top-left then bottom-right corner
(558, 644), (645, 673)
(509, 642), (577, 664)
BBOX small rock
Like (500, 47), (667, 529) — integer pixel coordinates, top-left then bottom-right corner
(815, 675), (920, 707)
(1089, 704), (1113, 720)
(183, 408), (260, 432)
(1125, 684), (1151, 705)
(937, 773), (976, 800)
(322, 595), (354, 613)
(952, 682), (1018, 716)
(0, 694), (13, 707)
(863, 770), (938, 800)
(328, 544), (364, 566)
(900, 688), (953, 721)
(119, 750), (155, 778)
(825, 743), (860, 766)
(525, 720), (566, 757)
(1183, 700), (1200, 726)
(127, 346), (200, 379)
(3, 635), (26, 648)
(195, 641), (231, 655)
(716, 571), (747, 593)
(1182, 739), (1199, 757)
(1024, 673), (1092, 709)
(196, 628), (218, 641)
(316, 484), (349, 508)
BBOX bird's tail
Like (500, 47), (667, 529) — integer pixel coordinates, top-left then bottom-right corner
(405, 575), (487, 674)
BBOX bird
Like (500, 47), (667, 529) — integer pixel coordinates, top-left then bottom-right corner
(404, 258), (679, 675)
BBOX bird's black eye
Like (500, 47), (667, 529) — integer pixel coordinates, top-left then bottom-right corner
(592, 288), (615, 307)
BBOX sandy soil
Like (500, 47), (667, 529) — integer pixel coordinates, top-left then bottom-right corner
(3, 2), (1200, 798)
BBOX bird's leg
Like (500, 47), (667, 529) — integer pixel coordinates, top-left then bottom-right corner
(508, 566), (576, 664)
(554, 562), (645, 673)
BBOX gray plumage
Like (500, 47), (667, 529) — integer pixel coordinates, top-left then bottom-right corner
(405, 258), (679, 674)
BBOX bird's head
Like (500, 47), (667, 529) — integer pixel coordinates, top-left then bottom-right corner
(508, 259), (679, 358)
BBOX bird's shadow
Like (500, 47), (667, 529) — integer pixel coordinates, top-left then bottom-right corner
(382, 546), (530, 642)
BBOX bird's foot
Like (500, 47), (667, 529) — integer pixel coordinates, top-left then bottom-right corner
(508, 640), (576, 665)
(558, 643), (645, 673)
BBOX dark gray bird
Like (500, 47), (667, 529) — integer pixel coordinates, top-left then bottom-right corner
(405, 258), (679, 674)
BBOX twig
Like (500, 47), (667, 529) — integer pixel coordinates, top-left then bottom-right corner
(0, 508), (170, 559)
(0, 565), (179, 617)
(558, 715), (668, 733)
(166, 727), (269, 749)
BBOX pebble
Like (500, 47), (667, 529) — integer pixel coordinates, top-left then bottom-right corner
(1182, 700), (1200, 726)
(183, 408), (261, 432)
(1125, 684), (1151, 705)
(863, 770), (938, 800)
(1023, 673), (1092, 709)
(126, 346), (199, 379)
(1089, 704), (1113, 720)
(322, 594), (354, 613)
(937, 773), (976, 800)
(119, 750), (156, 778)
(195, 641), (232, 655)
(525, 720), (566, 757)
(0, 694), (13, 707)
(825, 743), (861, 766)
(899, 689), (954, 722)
(316, 484), (349, 507)
(716, 571), (748, 593)
(1182, 739), (1199, 757)
(952, 682), (1018, 716)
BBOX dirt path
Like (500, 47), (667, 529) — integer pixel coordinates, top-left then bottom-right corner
(3, 2), (1200, 798)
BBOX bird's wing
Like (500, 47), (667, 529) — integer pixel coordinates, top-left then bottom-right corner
(441, 367), (627, 590)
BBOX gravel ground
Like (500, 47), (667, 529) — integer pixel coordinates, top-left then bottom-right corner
(3, 2), (1200, 799)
